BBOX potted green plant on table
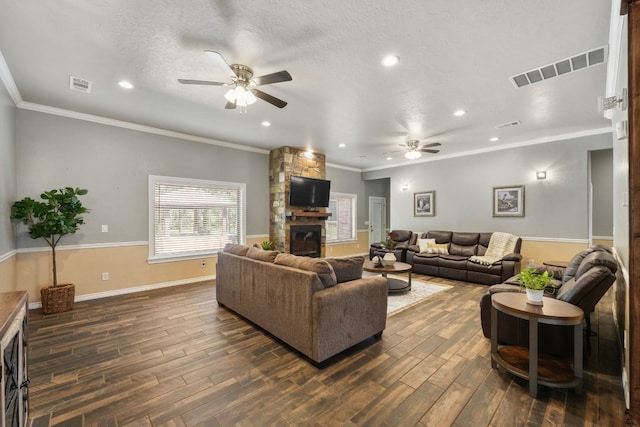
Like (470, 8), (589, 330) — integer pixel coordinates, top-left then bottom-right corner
(261, 241), (276, 250)
(517, 268), (556, 305)
(11, 187), (89, 314)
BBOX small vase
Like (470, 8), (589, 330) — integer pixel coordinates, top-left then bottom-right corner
(382, 252), (397, 266)
(525, 288), (544, 305)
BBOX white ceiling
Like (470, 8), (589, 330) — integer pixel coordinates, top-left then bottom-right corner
(0, 0), (614, 170)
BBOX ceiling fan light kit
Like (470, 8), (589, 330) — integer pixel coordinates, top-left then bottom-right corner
(178, 51), (292, 113)
(404, 150), (422, 160)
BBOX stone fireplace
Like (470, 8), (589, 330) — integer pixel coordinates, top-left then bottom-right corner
(269, 146), (329, 256)
(289, 225), (322, 257)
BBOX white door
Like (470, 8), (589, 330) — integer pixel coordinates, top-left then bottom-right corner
(369, 196), (386, 245)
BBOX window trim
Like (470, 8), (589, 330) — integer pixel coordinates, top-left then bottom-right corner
(326, 191), (357, 244)
(148, 175), (246, 263)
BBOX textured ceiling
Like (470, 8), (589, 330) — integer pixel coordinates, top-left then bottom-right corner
(0, 0), (613, 170)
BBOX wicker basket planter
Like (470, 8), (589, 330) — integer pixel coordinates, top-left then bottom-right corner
(40, 284), (75, 314)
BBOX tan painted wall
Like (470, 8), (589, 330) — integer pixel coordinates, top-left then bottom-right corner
(16, 245), (217, 303)
(0, 255), (16, 293)
(519, 240), (589, 267)
(325, 231), (369, 258)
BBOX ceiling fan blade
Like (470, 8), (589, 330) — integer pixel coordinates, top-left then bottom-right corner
(225, 101), (237, 109)
(253, 70), (292, 86)
(253, 89), (288, 108)
(420, 149), (440, 154)
(205, 50), (235, 76)
(421, 142), (442, 148)
(178, 79), (225, 86)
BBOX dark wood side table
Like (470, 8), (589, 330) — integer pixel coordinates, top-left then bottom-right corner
(490, 292), (584, 398)
(543, 260), (569, 269)
(363, 261), (412, 293)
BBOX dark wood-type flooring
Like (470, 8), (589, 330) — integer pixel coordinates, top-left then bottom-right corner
(27, 275), (625, 426)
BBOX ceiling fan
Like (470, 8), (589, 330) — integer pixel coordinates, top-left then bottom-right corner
(178, 50), (292, 113)
(386, 139), (441, 159)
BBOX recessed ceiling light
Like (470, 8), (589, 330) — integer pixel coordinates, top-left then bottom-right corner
(381, 55), (399, 67)
(118, 80), (134, 89)
(261, 121), (271, 127)
(339, 143), (346, 148)
(490, 137), (500, 142)
(453, 109), (466, 117)
(386, 157), (392, 161)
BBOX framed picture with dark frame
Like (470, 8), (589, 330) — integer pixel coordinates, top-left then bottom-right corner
(414, 191), (435, 216)
(493, 185), (525, 217)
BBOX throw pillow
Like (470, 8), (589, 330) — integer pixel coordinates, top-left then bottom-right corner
(326, 256), (364, 283)
(417, 238), (436, 253)
(246, 246), (279, 263)
(425, 243), (449, 254)
(274, 253), (337, 288)
(223, 243), (250, 256)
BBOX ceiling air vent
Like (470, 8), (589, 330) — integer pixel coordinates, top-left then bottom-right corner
(69, 76), (92, 93)
(496, 120), (521, 129)
(510, 45), (608, 88)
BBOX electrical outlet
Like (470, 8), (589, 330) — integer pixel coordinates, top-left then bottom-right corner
(101, 224), (109, 233)
(201, 260), (206, 268)
(101, 272), (109, 281)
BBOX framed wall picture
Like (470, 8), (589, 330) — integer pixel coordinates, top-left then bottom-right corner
(414, 191), (435, 216)
(493, 185), (524, 217)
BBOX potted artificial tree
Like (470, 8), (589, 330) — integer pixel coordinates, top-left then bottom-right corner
(517, 268), (556, 305)
(11, 187), (89, 314)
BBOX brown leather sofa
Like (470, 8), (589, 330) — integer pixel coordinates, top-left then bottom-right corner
(479, 246), (617, 357)
(369, 229), (416, 262)
(407, 231), (522, 285)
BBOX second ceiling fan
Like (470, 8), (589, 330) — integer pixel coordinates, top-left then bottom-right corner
(178, 50), (292, 112)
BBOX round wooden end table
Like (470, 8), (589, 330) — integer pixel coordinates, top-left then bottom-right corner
(490, 292), (584, 398)
(363, 261), (412, 293)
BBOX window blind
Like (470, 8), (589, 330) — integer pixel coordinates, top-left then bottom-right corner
(326, 192), (356, 242)
(149, 176), (245, 261)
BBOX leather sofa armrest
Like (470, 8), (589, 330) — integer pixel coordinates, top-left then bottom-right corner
(406, 244), (420, 253)
(500, 253), (522, 262)
(370, 243), (384, 249)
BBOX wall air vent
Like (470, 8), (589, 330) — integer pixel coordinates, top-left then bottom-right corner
(496, 120), (521, 129)
(510, 45), (608, 88)
(69, 76), (92, 93)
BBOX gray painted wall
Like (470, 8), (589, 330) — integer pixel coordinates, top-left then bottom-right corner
(15, 110), (270, 248)
(326, 167), (367, 229)
(363, 133), (612, 239)
(0, 83), (16, 255)
(591, 149), (613, 237)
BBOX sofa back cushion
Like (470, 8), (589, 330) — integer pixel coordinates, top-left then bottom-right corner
(223, 243), (250, 256)
(562, 246), (615, 283)
(574, 251), (617, 280)
(389, 229), (412, 243)
(325, 256), (364, 283)
(449, 232), (480, 256)
(274, 253), (337, 288)
(246, 246), (279, 263)
(477, 233), (493, 256)
(427, 230), (452, 244)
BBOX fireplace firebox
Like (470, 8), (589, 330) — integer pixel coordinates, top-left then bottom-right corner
(290, 225), (322, 257)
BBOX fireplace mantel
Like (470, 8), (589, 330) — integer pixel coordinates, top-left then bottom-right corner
(286, 211), (332, 220)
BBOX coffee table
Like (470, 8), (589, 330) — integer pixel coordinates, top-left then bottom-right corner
(490, 292), (584, 398)
(363, 260), (412, 293)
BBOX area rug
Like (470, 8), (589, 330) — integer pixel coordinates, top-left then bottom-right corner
(384, 275), (452, 316)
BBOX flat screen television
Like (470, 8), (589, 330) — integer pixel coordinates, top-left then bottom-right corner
(289, 176), (331, 209)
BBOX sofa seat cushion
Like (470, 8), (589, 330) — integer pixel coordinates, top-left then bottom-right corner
(467, 260), (504, 273)
(438, 254), (468, 269)
(326, 256), (364, 283)
(412, 253), (440, 266)
(274, 253), (337, 288)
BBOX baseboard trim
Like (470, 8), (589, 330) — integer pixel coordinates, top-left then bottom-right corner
(27, 275), (216, 310)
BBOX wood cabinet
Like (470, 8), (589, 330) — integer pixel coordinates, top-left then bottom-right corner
(0, 292), (29, 427)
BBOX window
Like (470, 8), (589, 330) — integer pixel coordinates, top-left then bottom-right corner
(148, 175), (245, 262)
(326, 192), (356, 243)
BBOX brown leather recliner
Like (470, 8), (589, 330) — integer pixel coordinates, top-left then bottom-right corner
(479, 246), (618, 357)
(369, 230), (415, 262)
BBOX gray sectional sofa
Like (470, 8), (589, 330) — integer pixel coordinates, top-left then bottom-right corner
(216, 244), (388, 363)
